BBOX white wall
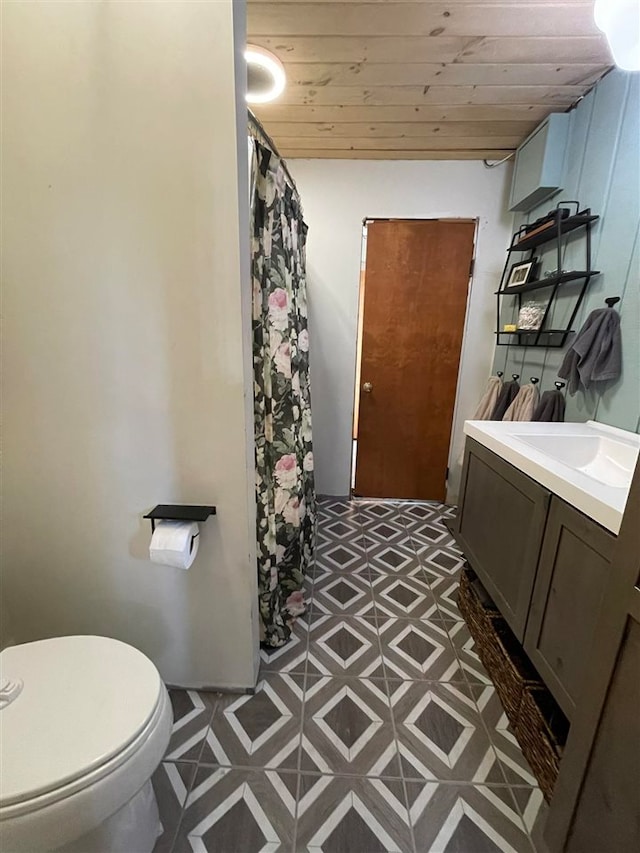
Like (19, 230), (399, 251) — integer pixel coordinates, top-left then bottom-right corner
(290, 159), (513, 499)
(2, 0), (259, 689)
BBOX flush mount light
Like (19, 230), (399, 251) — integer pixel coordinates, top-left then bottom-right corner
(594, 0), (640, 71)
(246, 45), (286, 104)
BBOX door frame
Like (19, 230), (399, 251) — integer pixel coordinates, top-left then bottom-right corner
(350, 216), (479, 501)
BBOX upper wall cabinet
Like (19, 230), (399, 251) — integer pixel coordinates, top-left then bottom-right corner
(509, 114), (570, 213)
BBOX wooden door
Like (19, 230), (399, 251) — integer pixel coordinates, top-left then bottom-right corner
(354, 219), (475, 500)
(544, 459), (640, 853)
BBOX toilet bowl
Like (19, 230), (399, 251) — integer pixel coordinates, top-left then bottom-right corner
(0, 635), (172, 853)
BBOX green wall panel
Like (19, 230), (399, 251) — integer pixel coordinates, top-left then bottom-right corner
(494, 70), (640, 433)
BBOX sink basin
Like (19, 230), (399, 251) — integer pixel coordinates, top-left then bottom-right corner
(514, 434), (638, 488)
(463, 419), (640, 533)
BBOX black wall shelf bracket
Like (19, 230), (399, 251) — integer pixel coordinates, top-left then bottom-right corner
(144, 505), (217, 533)
(495, 202), (600, 349)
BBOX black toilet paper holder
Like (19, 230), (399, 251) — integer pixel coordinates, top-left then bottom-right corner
(144, 505), (217, 533)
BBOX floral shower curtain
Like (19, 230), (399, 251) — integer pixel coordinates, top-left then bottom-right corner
(250, 137), (316, 648)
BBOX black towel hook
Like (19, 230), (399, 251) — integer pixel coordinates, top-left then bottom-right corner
(604, 296), (620, 308)
(496, 371), (504, 378)
(530, 377), (539, 384)
(554, 381), (566, 390)
(512, 373), (520, 381)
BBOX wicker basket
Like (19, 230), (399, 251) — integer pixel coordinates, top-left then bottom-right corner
(486, 623), (542, 724)
(458, 569), (540, 724)
(457, 568), (500, 637)
(515, 687), (570, 802)
(457, 567), (568, 800)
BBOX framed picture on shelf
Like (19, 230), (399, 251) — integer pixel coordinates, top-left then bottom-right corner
(505, 258), (538, 289)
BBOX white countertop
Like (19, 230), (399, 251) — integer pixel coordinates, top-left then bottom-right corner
(463, 420), (640, 534)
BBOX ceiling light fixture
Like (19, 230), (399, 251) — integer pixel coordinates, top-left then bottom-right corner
(245, 45), (286, 104)
(594, 0), (640, 71)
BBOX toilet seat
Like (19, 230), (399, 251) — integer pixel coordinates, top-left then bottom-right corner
(0, 636), (172, 852)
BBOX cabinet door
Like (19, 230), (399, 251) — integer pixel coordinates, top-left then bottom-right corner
(524, 498), (615, 720)
(565, 612), (640, 853)
(544, 460), (640, 853)
(457, 439), (550, 641)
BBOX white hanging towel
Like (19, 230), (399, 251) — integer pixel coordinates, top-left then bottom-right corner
(458, 375), (504, 468)
(503, 384), (540, 421)
(472, 375), (503, 420)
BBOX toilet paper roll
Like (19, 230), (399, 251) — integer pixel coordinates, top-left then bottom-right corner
(149, 520), (200, 570)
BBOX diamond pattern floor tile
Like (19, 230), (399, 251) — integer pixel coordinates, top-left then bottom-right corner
(357, 501), (405, 525)
(366, 541), (423, 577)
(172, 767), (296, 853)
(371, 574), (439, 620)
(402, 502), (441, 524)
(259, 619), (309, 676)
(391, 681), (500, 783)
(405, 782), (534, 853)
(307, 615), (382, 677)
(378, 617), (465, 681)
(155, 497), (546, 853)
(360, 516), (409, 548)
(361, 513), (407, 535)
(320, 516), (364, 540)
(428, 574), (465, 622)
(526, 796), (551, 851)
(317, 499), (361, 525)
(302, 676), (400, 777)
(198, 674), (304, 770)
(470, 683), (544, 813)
(420, 545), (466, 578)
(152, 762), (197, 853)
(311, 570), (376, 618)
(446, 621), (495, 685)
(408, 520), (452, 551)
(164, 690), (218, 762)
(315, 541), (369, 575)
(295, 774), (413, 853)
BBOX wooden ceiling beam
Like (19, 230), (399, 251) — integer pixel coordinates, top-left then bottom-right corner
(272, 135), (522, 149)
(266, 120), (538, 137)
(281, 62), (609, 88)
(252, 104), (553, 122)
(248, 3), (602, 38)
(250, 36), (609, 64)
(280, 149), (517, 160)
(269, 84), (586, 106)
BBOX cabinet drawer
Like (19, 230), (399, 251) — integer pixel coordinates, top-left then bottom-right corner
(524, 497), (615, 720)
(457, 439), (551, 641)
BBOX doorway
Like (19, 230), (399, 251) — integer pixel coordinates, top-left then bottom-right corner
(352, 218), (476, 501)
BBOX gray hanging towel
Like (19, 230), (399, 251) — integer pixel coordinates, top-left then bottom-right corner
(472, 376), (503, 419)
(558, 307), (622, 396)
(503, 384), (540, 421)
(532, 390), (566, 422)
(491, 379), (520, 420)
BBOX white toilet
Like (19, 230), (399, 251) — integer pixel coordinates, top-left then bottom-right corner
(0, 635), (172, 853)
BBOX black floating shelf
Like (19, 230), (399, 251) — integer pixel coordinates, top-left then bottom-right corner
(495, 270), (600, 296)
(144, 504), (216, 532)
(495, 329), (570, 348)
(495, 330), (569, 335)
(509, 213), (599, 252)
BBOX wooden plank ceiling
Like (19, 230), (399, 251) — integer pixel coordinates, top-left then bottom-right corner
(247, 0), (613, 159)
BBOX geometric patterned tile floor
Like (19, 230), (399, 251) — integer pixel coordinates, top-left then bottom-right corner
(153, 497), (549, 852)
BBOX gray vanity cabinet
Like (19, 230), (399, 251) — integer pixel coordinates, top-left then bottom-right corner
(524, 497), (615, 719)
(457, 438), (551, 641)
